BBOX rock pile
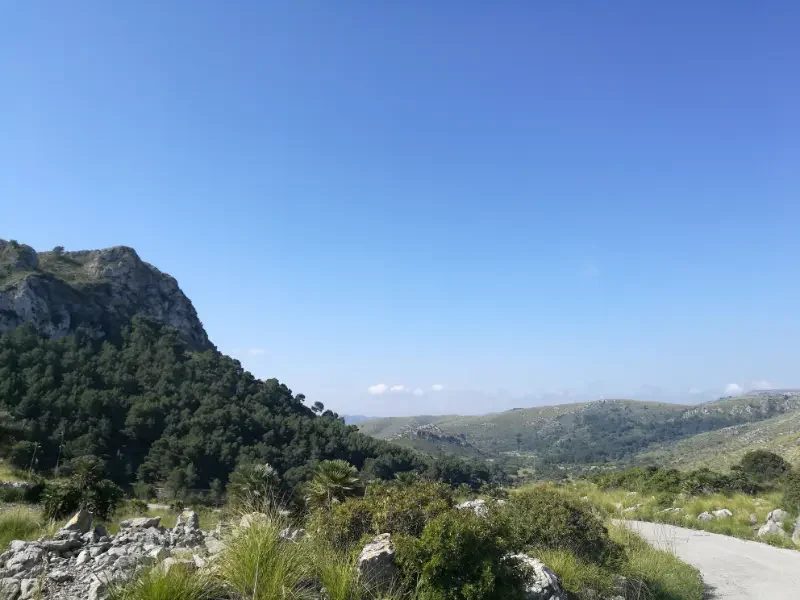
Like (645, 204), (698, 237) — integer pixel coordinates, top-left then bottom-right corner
(0, 509), (222, 600)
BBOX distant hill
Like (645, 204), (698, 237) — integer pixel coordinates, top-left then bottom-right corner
(358, 393), (800, 467)
(342, 415), (377, 425)
(0, 239), (211, 350)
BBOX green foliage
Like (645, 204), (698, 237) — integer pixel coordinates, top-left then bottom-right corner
(307, 460), (361, 510)
(41, 457), (123, 519)
(782, 471), (800, 512)
(7, 441), (37, 470)
(366, 481), (454, 538)
(503, 487), (621, 565)
(592, 465), (763, 496)
(310, 498), (374, 551)
(0, 508), (45, 550)
(0, 320), (423, 492)
(225, 462), (280, 507)
(736, 450), (792, 482)
(395, 510), (525, 600)
(108, 563), (220, 600)
(215, 509), (312, 600)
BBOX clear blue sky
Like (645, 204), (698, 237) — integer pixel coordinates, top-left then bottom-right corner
(2, 2), (798, 415)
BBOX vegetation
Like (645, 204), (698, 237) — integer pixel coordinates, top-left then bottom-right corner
(306, 459), (361, 510)
(0, 508), (50, 550)
(108, 563), (220, 600)
(41, 456), (124, 520)
(0, 321), (499, 499)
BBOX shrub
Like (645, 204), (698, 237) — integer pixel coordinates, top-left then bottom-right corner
(7, 441), (37, 471)
(783, 471), (800, 512)
(366, 481), (453, 538)
(310, 498), (374, 551)
(42, 457), (124, 519)
(0, 486), (25, 503)
(503, 487), (621, 565)
(737, 450), (791, 483)
(306, 460), (361, 510)
(225, 462), (280, 508)
(396, 510), (524, 600)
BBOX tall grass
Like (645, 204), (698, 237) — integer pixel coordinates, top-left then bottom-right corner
(214, 507), (314, 600)
(108, 563), (219, 600)
(0, 508), (48, 549)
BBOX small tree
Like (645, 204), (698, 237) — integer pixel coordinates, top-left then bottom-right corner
(226, 462), (280, 506)
(736, 450), (791, 483)
(306, 460), (360, 510)
(312, 401), (325, 414)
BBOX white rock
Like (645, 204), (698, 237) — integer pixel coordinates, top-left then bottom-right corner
(767, 509), (790, 523)
(712, 509), (733, 519)
(456, 499), (489, 517)
(119, 516), (161, 530)
(511, 554), (567, 600)
(357, 533), (397, 591)
(757, 520), (786, 538)
(60, 510), (94, 534)
(697, 512), (713, 521)
(204, 538), (226, 555)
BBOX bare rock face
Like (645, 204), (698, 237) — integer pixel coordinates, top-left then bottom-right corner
(0, 241), (211, 350)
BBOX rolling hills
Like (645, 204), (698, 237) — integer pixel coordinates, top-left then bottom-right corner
(358, 392), (800, 469)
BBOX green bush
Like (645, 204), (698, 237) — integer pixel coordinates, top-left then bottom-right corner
(366, 481), (454, 538)
(783, 471), (800, 512)
(0, 486), (25, 503)
(310, 498), (374, 551)
(42, 457), (123, 519)
(108, 563), (219, 600)
(396, 510), (524, 600)
(502, 487), (621, 565)
(736, 450), (791, 483)
(7, 441), (37, 471)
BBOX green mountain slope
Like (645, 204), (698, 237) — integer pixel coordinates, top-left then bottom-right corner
(359, 393), (800, 467)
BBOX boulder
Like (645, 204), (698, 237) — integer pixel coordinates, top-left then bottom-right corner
(511, 554), (566, 600)
(161, 557), (197, 574)
(792, 519), (800, 546)
(697, 512), (713, 522)
(6, 547), (44, 571)
(456, 499), (488, 517)
(204, 538), (226, 555)
(712, 509), (733, 519)
(18, 579), (37, 600)
(757, 520), (786, 538)
(119, 516), (161, 530)
(0, 578), (20, 600)
(175, 510), (200, 532)
(357, 534), (397, 591)
(767, 509), (790, 523)
(60, 510), (94, 534)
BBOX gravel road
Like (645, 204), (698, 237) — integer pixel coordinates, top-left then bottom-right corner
(623, 520), (800, 599)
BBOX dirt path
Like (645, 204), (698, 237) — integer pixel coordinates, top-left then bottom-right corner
(623, 520), (800, 599)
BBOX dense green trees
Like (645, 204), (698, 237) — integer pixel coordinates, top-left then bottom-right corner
(0, 319), (473, 494)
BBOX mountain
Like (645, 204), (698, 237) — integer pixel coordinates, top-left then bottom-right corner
(0, 240), (211, 350)
(342, 415), (377, 425)
(358, 393), (800, 468)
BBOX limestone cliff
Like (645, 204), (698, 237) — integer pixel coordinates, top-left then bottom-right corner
(0, 240), (212, 350)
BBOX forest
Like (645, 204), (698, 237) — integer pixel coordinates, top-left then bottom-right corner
(0, 318), (498, 494)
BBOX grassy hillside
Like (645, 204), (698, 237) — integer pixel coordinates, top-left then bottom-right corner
(639, 409), (800, 471)
(359, 393), (800, 468)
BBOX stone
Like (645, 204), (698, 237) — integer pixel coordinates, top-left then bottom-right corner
(697, 512), (713, 521)
(357, 534), (397, 592)
(75, 550), (91, 566)
(18, 579), (37, 600)
(47, 570), (74, 583)
(660, 507), (681, 513)
(87, 579), (107, 600)
(119, 516), (161, 530)
(114, 554), (142, 573)
(175, 510), (200, 532)
(280, 527), (306, 542)
(6, 542), (27, 555)
(712, 509), (733, 519)
(0, 578), (20, 600)
(107, 546), (128, 558)
(60, 510), (94, 534)
(161, 558), (197, 574)
(767, 509), (790, 523)
(94, 524), (108, 538)
(749, 513), (758, 526)
(149, 547), (171, 561)
(511, 554), (566, 600)
(6, 548), (43, 571)
(42, 537), (81, 553)
(89, 544), (111, 558)
(757, 520), (786, 538)
(193, 554), (207, 569)
(239, 513), (267, 529)
(456, 499), (489, 517)
(204, 538), (226, 555)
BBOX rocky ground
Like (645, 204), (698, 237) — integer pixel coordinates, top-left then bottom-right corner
(0, 509), (224, 600)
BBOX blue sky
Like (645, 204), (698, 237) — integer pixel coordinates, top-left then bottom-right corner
(2, 2), (798, 415)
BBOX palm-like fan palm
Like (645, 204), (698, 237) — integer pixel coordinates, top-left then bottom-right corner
(307, 459), (360, 509)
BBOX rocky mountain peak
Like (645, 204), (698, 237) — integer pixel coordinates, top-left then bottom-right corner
(0, 240), (212, 350)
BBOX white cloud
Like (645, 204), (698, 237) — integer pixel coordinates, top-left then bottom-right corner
(688, 387), (702, 395)
(751, 380), (773, 390)
(413, 388), (424, 397)
(247, 348), (266, 356)
(725, 383), (744, 396)
(431, 384), (444, 392)
(390, 385), (407, 392)
(367, 383), (389, 395)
